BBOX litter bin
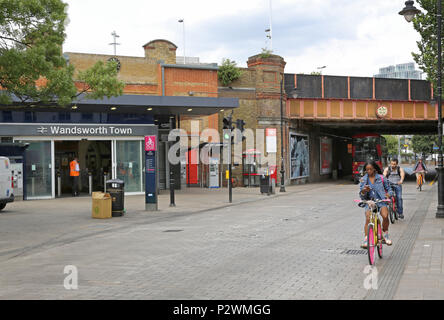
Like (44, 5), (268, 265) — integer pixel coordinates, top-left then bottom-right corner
(105, 179), (125, 217)
(91, 192), (112, 219)
(260, 173), (271, 195)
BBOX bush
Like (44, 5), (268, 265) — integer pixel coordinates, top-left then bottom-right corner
(260, 48), (273, 58)
(218, 59), (242, 87)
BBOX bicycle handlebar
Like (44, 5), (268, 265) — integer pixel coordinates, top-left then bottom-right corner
(354, 199), (390, 208)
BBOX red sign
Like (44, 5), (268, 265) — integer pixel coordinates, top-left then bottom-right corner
(266, 128), (277, 136)
(145, 135), (156, 151)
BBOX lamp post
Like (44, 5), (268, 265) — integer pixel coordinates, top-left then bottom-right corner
(317, 65), (327, 75)
(399, 0), (444, 218)
(280, 77), (286, 192)
(178, 19), (185, 64)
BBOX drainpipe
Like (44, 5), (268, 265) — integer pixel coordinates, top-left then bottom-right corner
(161, 63), (165, 96)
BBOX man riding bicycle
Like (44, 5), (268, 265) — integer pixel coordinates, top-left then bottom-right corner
(359, 160), (394, 248)
(383, 158), (405, 219)
(413, 158), (427, 189)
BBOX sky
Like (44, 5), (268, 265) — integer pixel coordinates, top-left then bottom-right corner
(62, 0), (423, 78)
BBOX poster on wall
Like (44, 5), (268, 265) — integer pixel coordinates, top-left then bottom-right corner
(266, 128), (277, 153)
(290, 133), (309, 179)
(320, 137), (332, 175)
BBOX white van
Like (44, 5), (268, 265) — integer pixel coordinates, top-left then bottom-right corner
(0, 156), (14, 211)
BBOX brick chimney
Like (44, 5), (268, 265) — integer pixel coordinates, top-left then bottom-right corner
(142, 39), (177, 64)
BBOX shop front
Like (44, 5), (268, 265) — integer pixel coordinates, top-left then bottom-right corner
(0, 123), (157, 200)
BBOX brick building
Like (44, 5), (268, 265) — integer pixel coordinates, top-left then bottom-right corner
(0, 39), (237, 200)
(1, 37), (436, 200)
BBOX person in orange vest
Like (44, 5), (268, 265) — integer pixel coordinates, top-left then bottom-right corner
(70, 157), (80, 196)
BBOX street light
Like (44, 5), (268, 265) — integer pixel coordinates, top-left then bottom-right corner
(280, 77), (286, 192)
(399, 0), (444, 218)
(399, 0), (421, 22)
(178, 19), (185, 64)
(317, 65), (327, 75)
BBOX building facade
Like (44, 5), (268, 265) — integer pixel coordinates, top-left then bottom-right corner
(0, 39), (238, 200)
(374, 62), (422, 80)
(1, 38), (437, 200)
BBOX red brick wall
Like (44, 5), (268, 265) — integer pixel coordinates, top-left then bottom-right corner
(164, 68), (218, 97)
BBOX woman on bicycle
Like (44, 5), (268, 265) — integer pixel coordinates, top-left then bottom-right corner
(413, 158), (427, 189)
(359, 160), (394, 248)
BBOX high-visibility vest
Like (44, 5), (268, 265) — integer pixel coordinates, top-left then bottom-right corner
(70, 160), (80, 177)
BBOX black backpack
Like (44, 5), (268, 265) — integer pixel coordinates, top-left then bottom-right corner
(386, 166), (400, 178)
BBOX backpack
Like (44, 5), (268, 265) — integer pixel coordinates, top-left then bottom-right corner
(386, 166), (400, 178)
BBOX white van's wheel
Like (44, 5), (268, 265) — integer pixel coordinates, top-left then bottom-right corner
(0, 203), (6, 211)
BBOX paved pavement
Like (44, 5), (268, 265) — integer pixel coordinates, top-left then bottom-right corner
(0, 180), (442, 300)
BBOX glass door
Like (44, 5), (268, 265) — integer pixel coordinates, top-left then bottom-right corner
(115, 140), (143, 193)
(22, 141), (53, 199)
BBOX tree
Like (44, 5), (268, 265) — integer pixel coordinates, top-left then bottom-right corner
(0, 0), (124, 107)
(383, 135), (399, 157)
(412, 134), (438, 157)
(218, 58), (242, 87)
(411, 1), (444, 87)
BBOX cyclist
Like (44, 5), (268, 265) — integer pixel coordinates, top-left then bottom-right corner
(359, 160), (393, 248)
(413, 158), (428, 189)
(383, 158), (405, 219)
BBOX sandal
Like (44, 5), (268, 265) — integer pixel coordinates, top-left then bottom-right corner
(361, 237), (368, 249)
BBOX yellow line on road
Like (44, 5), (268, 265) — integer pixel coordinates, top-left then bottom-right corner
(429, 176), (437, 186)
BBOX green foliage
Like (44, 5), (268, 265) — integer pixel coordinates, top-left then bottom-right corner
(411, 1), (444, 88)
(411, 134), (438, 156)
(382, 135), (399, 156)
(260, 48), (273, 58)
(77, 60), (124, 100)
(310, 71), (321, 75)
(218, 58), (242, 87)
(0, 0), (124, 106)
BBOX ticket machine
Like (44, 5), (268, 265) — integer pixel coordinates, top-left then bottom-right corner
(209, 158), (219, 188)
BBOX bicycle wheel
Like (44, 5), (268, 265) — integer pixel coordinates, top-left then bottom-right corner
(394, 200), (399, 220)
(377, 220), (383, 259)
(389, 204), (395, 224)
(367, 224), (376, 265)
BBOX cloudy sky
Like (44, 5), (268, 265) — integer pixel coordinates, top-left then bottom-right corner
(62, 0), (423, 77)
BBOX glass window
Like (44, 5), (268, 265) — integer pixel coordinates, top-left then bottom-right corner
(22, 141), (52, 198)
(2, 111), (12, 122)
(58, 112), (71, 122)
(116, 140), (143, 192)
(353, 137), (380, 162)
(81, 113), (93, 121)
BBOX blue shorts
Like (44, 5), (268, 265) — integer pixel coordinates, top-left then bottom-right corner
(364, 202), (388, 211)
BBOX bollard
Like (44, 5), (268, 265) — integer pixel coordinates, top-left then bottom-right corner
(88, 172), (92, 195)
(170, 170), (176, 207)
(271, 178), (276, 195)
(31, 176), (35, 196)
(57, 174), (61, 197)
(104, 173), (107, 193)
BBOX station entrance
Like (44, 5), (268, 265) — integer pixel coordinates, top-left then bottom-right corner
(54, 140), (111, 196)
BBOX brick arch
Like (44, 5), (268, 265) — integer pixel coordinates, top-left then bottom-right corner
(142, 39), (178, 49)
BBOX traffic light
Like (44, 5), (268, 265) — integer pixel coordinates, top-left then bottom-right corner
(236, 119), (245, 132)
(222, 115), (233, 144)
(235, 119), (246, 143)
(223, 115), (232, 130)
